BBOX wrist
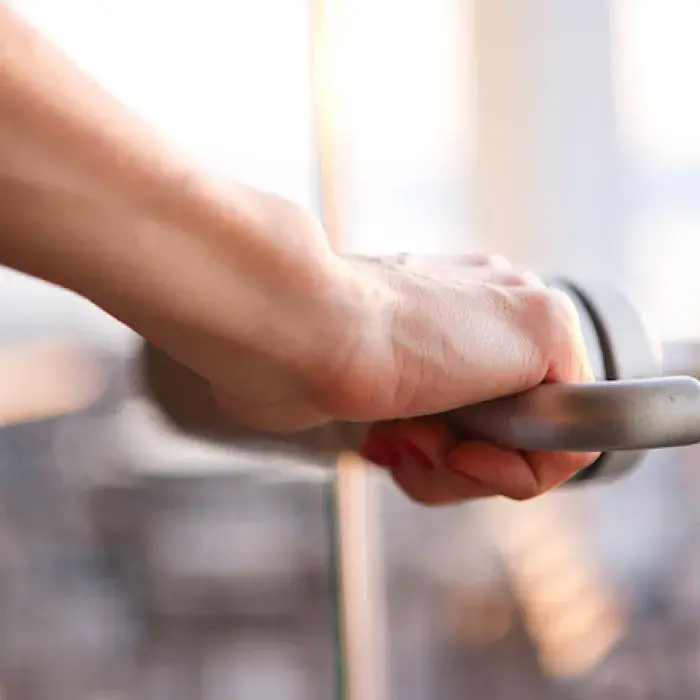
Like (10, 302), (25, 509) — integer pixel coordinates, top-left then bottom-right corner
(86, 182), (371, 379)
(293, 254), (398, 415)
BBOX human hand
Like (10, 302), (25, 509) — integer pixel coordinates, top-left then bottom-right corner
(112, 189), (597, 504)
(203, 240), (598, 503)
(333, 254), (600, 503)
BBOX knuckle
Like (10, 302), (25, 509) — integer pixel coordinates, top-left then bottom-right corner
(484, 254), (511, 269)
(524, 287), (578, 340)
(526, 285), (561, 318)
(498, 271), (539, 287)
(510, 286), (577, 379)
(520, 270), (545, 287)
(462, 253), (512, 268)
(551, 288), (581, 327)
(522, 286), (560, 335)
(461, 252), (493, 266)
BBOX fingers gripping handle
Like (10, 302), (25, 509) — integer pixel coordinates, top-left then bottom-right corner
(441, 278), (700, 459)
(445, 376), (700, 452)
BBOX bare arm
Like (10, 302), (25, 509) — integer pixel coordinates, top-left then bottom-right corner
(0, 3), (597, 504)
(0, 3), (356, 368)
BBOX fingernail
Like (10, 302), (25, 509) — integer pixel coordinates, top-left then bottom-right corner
(361, 434), (402, 470)
(399, 439), (436, 472)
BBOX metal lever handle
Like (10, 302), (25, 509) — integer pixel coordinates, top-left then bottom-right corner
(445, 376), (700, 452)
(140, 342), (700, 454)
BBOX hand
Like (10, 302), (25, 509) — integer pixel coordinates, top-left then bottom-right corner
(204, 236), (598, 504)
(98, 186), (596, 505)
(332, 254), (599, 504)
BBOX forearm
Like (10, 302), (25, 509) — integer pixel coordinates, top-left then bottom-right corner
(0, 3), (190, 288)
(0, 4), (351, 361)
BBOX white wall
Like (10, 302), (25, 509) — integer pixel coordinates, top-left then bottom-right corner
(473, 0), (622, 278)
(613, 0), (700, 340)
(328, 0), (475, 254)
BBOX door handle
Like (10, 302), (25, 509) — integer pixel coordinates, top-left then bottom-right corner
(445, 376), (700, 453)
(137, 278), (689, 483)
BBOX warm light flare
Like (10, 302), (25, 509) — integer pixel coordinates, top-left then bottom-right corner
(483, 497), (626, 679)
(0, 337), (103, 426)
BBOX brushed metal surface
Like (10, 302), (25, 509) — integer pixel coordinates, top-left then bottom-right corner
(446, 376), (700, 452)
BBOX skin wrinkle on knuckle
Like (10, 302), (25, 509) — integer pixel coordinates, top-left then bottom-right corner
(521, 270), (545, 288)
(497, 271), (533, 287)
(485, 254), (511, 269)
(468, 253), (494, 266)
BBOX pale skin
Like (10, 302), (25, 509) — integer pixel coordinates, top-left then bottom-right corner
(0, 4), (598, 504)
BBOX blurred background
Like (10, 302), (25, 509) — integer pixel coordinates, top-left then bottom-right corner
(2, 0), (700, 697)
